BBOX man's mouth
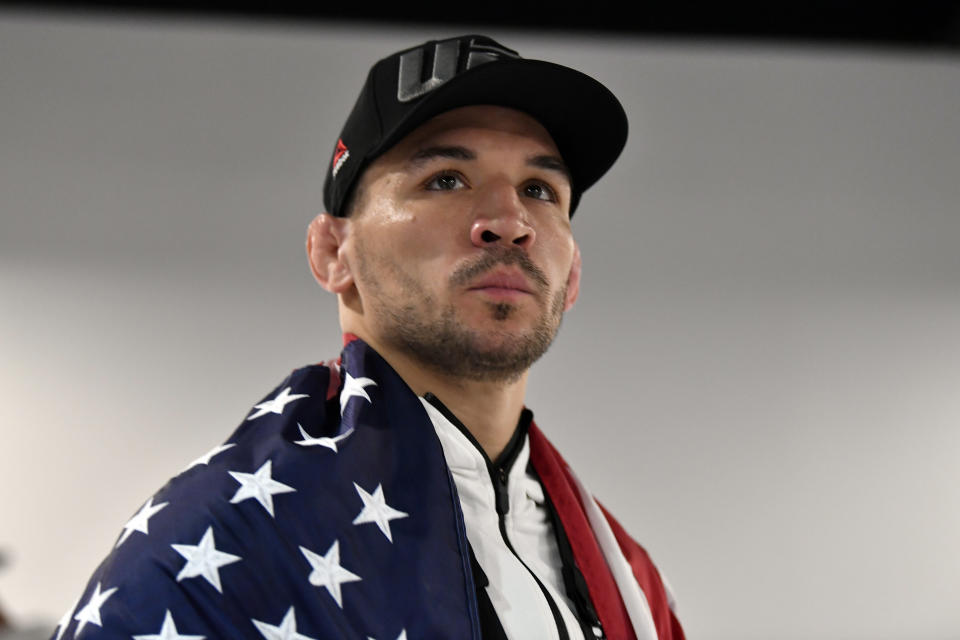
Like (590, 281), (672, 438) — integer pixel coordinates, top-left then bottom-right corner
(450, 247), (550, 299)
(467, 269), (535, 298)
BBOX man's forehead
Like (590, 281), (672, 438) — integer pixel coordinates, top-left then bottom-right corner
(395, 105), (562, 159)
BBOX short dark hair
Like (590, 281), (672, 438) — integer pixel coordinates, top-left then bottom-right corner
(339, 179), (366, 218)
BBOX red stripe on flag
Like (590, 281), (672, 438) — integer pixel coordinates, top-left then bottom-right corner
(529, 422), (685, 640)
(598, 503), (686, 640)
(528, 423), (636, 640)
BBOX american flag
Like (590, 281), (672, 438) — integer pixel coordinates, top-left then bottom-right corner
(54, 338), (683, 640)
(55, 339), (481, 639)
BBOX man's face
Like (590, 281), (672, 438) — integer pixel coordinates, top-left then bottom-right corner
(342, 105), (580, 383)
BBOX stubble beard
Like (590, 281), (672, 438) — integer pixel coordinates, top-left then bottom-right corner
(356, 242), (567, 384)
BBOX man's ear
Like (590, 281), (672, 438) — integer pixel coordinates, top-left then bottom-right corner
(564, 243), (581, 311)
(306, 213), (353, 294)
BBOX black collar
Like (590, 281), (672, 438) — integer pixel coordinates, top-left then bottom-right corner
(423, 392), (533, 474)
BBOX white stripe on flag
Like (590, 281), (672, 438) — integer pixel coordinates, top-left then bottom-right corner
(568, 468), (660, 640)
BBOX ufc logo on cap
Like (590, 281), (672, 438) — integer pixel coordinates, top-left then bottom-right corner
(396, 37), (518, 103)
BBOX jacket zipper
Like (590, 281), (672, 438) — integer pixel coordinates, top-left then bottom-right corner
(423, 393), (573, 640)
(490, 461), (570, 640)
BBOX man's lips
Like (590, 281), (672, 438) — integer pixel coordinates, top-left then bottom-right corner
(467, 270), (535, 295)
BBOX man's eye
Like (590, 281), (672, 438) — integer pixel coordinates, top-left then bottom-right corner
(522, 182), (557, 202)
(424, 172), (466, 191)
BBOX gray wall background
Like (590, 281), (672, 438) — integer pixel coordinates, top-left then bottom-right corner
(1, 12), (958, 639)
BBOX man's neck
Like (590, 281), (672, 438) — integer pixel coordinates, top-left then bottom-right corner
(353, 334), (528, 461)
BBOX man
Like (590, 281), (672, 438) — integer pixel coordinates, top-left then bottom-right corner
(55, 35), (684, 640)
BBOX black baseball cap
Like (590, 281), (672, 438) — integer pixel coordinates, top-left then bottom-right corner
(322, 35), (628, 217)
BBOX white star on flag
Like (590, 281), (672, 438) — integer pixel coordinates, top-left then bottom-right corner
(367, 631), (407, 640)
(229, 459), (296, 518)
(172, 526), (242, 593)
(73, 581), (117, 636)
(352, 483), (408, 543)
(54, 596), (79, 640)
(116, 496), (169, 548)
(133, 610), (206, 640)
(251, 606), (319, 640)
(340, 373), (377, 416)
(247, 387), (309, 420)
(185, 443), (236, 471)
(394, 632), (407, 640)
(293, 423), (354, 452)
(299, 540), (361, 608)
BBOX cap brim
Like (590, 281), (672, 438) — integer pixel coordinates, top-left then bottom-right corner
(370, 58), (628, 215)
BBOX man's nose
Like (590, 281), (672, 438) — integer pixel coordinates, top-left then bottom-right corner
(469, 182), (536, 250)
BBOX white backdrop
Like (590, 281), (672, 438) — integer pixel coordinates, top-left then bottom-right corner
(1, 12), (959, 639)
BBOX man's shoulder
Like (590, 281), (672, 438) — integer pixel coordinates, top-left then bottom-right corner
(60, 354), (479, 639)
(595, 501), (660, 575)
(62, 363), (348, 636)
(596, 501), (684, 639)
(144, 360), (341, 528)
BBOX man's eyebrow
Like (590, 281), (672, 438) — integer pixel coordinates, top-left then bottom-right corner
(409, 146), (476, 165)
(528, 154), (571, 184)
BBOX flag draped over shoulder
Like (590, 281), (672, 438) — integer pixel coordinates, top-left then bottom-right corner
(55, 338), (682, 640)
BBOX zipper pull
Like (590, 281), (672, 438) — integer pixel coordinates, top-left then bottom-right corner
(493, 466), (510, 515)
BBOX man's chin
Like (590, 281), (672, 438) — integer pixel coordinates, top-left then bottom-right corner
(374, 298), (562, 383)
(461, 326), (559, 375)
(459, 302), (541, 329)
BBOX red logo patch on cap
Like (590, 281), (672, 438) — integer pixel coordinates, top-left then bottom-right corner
(332, 138), (350, 178)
